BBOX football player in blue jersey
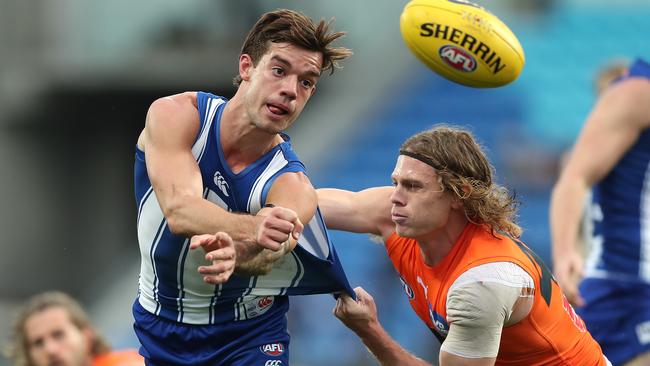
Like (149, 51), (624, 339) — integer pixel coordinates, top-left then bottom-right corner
(133, 9), (352, 366)
(551, 58), (650, 366)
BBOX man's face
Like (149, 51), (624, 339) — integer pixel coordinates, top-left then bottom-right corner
(25, 307), (92, 366)
(390, 155), (456, 238)
(239, 42), (322, 134)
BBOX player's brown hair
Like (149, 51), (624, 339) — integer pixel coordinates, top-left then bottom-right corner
(7, 291), (111, 366)
(233, 9), (352, 87)
(400, 125), (522, 237)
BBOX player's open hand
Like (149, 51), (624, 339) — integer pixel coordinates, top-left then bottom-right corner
(255, 206), (303, 252)
(553, 250), (585, 307)
(333, 287), (378, 333)
(190, 232), (236, 285)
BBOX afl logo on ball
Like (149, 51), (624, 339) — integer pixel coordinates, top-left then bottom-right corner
(439, 45), (477, 72)
(399, 276), (415, 299)
(260, 343), (285, 356)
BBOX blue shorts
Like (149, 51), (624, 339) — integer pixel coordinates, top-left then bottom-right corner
(578, 278), (650, 365)
(132, 299), (290, 366)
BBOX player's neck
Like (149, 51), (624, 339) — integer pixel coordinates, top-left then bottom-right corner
(416, 213), (468, 267)
(220, 100), (280, 173)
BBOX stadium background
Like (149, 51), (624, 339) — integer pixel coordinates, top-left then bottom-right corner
(0, 0), (648, 365)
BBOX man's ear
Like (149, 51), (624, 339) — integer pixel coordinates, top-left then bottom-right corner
(239, 54), (254, 82)
(451, 184), (471, 209)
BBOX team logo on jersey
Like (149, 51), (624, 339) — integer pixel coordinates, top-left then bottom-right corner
(260, 343), (285, 356)
(213, 171), (230, 197)
(399, 276), (415, 299)
(429, 303), (449, 336)
(245, 296), (274, 318)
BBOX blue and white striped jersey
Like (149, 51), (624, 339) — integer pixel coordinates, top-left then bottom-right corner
(585, 58), (650, 283)
(134, 92), (353, 324)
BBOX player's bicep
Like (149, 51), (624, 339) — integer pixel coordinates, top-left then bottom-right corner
(263, 172), (317, 246)
(441, 281), (520, 360)
(565, 80), (649, 186)
(143, 94), (204, 209)
(317, 187), (392, 236)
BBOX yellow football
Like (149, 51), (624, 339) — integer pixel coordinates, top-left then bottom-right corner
(400, 0), (525, 88)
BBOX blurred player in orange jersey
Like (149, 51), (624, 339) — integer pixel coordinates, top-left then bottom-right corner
(7, 291), (143, 366)
(318, 125), (611, 366)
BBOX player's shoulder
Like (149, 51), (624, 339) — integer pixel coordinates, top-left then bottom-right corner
(149, 91), (198, 111)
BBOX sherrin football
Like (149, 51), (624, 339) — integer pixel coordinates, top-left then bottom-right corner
(400, 0), (525, 88)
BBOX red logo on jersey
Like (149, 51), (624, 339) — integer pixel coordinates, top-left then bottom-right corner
(260, 343), (285, 356)
(257, 296), (274, 310)
(561, 294), (586, 332)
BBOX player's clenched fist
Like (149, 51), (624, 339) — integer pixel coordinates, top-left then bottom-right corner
(190, 232), (236, 284)
(333, 287), (378, 333)
(255, 206), (304, 252)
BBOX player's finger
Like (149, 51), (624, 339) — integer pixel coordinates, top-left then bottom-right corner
(291, 218), (303, 240)
(190, 234), (215, 249)
(198, 260), (234, 276)
(214, 231), (233, 247)
(269, 207), (299, 222)
(205, 247), (236, 262)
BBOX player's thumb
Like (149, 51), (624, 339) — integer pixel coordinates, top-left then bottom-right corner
(292, 218), (304, 240)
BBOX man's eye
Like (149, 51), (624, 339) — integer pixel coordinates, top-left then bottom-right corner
(301, 80), (313, 88)
(272, 67), (284, 76)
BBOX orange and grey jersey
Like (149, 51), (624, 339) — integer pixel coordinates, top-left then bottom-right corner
(134, 92), (353, 325)
(386, 223), (607, 365)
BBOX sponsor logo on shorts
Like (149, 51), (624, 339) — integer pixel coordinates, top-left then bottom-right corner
(260, 343), (285, 356)
(399, 276), (415, 299)
(439, 45), (477, 72)
(264, 360), (282, 366)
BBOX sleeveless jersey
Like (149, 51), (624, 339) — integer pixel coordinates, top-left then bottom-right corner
(134, 92), (353, 325)
(585, 58), (650, 283)
(386, 224), (606, 365)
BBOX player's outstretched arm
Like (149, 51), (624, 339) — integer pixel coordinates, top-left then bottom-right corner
(317, 187), (395, 239)
(550, 78), (650, 306)
(140, 92), (289, 252)
(334, 287), (433, 366)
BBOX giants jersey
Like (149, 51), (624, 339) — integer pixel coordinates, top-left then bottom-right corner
(386, 224), (606, 365)
(134, 92), (353, 325)
(585, 58), (650, 283)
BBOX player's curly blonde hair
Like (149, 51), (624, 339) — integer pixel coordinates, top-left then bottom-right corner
(233, 9), (352, 87)
(400, 124), (521, 237)
(7, 291), (111, 366)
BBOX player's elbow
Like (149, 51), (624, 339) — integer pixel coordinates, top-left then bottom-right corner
(161, 196), (193, 235)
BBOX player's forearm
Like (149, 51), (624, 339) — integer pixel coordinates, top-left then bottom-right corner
(233, 240), (291, 276)
(164, 196), (259, 242)
(549, 178), (588, 258)
(354, 321), (434, 366)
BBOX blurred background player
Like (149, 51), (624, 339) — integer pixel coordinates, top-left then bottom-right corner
(133, 8), (353, 366)
(319, 125), (610, 366)
(550, 58), (650, 366)
(7, 291), (143, 366)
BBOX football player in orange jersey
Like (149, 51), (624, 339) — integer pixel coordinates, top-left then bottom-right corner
(7, 291), (143, 366)
(317, 125), (611, 366)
